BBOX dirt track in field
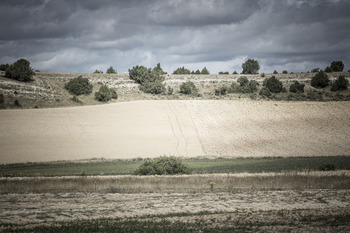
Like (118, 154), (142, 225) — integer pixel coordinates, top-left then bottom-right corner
(0, 100), (350, 164)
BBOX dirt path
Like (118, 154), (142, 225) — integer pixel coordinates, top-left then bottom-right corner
(0, 100), (350, 163)
(0, 190), (349, 226)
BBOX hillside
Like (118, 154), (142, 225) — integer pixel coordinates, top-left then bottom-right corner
(1, 71), (350, 109)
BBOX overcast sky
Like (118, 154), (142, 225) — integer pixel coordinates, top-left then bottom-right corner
(0, 0), (349, 74)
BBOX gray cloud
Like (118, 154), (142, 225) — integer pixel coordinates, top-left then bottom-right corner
(0, 0), (349, 74)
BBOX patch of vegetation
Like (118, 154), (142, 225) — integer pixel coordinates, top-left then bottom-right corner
(173, 66), (191, 74)
(259, 87), (272, 97)
(5, 58), (35, 82)
(95, 85), (118, 102)
(263, 76), (284, 93)
(318, 163), (335, 171)
(14, 99), (21, 107)
(215, 86), (229, 96)
(311, 71), (330, 88)
(218, 71), (229, 74)
(180, 81), (198, 95)
(289, 81), (305, 93)
(133, 156), (191, 175)
(64, 76), (93, 95)
(1, 156), (350, 177)
(331, 75), (348, 92)
(0, 63), (10, 71)
(93, 70), (103, 74)
(128, 65), (166, 94)
(70, 96), (82, 104)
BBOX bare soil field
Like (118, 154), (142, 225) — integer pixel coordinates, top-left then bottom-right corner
(0, 100), (350, 164)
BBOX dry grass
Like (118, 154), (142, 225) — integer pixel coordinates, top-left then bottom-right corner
(1, 171), (349, 194)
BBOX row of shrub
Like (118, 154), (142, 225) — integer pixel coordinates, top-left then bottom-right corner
(172, 66), (210, 75)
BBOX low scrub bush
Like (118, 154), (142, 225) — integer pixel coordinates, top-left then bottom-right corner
(65, 76), (93, 95)
(5, 59), (34, 82)
(331, 75), (348, 91)
(173, 66), (191, 75)
(318, 163), (335, 171)
(106, 66), (117, 74)
(129, 65), (166, 94)
(311, 71), (330, 88)
(263, 76), (283, 93)
(259, 87), (272, 97)
(215, 86), (228, 96)
(289, 81), (305, 93)
(71, 95), (82, 104)
(133, 156), (191, 175)
(95, 85), (118, 102)
(180, 81), (198, 95)
(232, 77), (259, 93)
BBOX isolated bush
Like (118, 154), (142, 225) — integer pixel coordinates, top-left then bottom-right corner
(259, 87), (272, 97)
(237, 76), (249, 87)
(318, 163), (335, 171)
(129, 65), (166, 94)
(173, 66), (191, 74)
(289, 81), (305, 93)
(180, 81), (198, 95)
(106, 66), (117, 74)
(14, 99), (21, 107)
(133, 156), (191, 175)
(218, 71), (229, 74)
(5, 59), (34, 82)
(311, 71), (330, 88)
(263, 76), (283, 93)
(95, 85), (118, 102)
(93, 70), (103, 74)
(331, 75), (348, 91)
(232, 71), (238, 74)
(282, 70), (288, 74)
(273, 70), (278, 74)
(215, 86), (228, 96)
(242, 59), (260, 74)
(65, 76), (93, 95)
(330, 61), (344, 72)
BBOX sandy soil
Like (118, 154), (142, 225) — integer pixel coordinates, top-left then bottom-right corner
(0, 190), (349, 226)
(0, 100), (350, 163)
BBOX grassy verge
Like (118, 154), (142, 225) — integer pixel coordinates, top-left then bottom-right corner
(3, 209), (350, 233)
(1, 156), (350, 177)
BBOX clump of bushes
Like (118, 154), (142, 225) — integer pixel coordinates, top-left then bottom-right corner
(289, 81), (305, 93)
(5, 59), (34, 82)
(230, 77), (259, 93)
(311, 71), (330, 88)
(106, 66), (117, 74)
(180, 81), (198, 95)
(259, 87), (272, 97)
(65, 76), (93, 95)
(129, 65), (166, 94)
(95, 85), (118, 102)
(331, 75), (348, 92)
(318, 163), (335, 171)
(215, 86), (228, 96)
(133, 156), (191, 175)
(263, 76), (283, 93)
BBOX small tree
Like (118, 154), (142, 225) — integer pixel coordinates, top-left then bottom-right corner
(331, 75), (348, 91)
(106, 66), (117, 74)
(5, 59), (34, 82)
(273, 70), (278, 74)
(129, 65), (166, 94)
(65, 76), (93, 95)
(311, 71), (330, 88)
(153, 63), (167, 75)
(93, 70), (103, 74)
(0, 64), (10, 71)
(263, 76), (283, 93)
(330, 61), (344, 72)
(201, 67), (210, 74)
(241, 59), (260, 74)
(289, 81), (305, 93)
(180, 81), (198, 95)
(282, 70), (288, 74)
(95, 85), (118, 102)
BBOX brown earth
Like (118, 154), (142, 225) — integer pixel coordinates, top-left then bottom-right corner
(0, 100), (350, 164)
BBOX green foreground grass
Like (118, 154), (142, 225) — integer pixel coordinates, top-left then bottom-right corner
(1, 156), (350, 177)
(3, 209), (350, 233)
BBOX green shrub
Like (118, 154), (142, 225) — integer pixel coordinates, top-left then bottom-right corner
(259, 87), (272, 97)
(201, 67), (210, 74)
(331, 75), (348, 91)
(0, 93), (4, 104)
(273, 70), (278, 74)
(133, 156), (191, 175)
(318, 163), (335, 171)
(180, 81), (198, 95)
(167, 86), (174, 95)
(5, 59), (34, 82)
(289, 81), (305, 93)
(152, 63), (167, 75)
(71, 95), (82, 104)
(129, 65), (166, 94)
(95, 85), (118, 102)
(218, 71), (229, 75)
(237, 76), (249, 87)
(330, 61), (344, 72)
(93, 70), (103, 74)
(215, 86), (228, 96)
(282, 70), (288, 74)
(325, 66), (332, 73)
(263, 76), (283, 93)
(172, 66), (191, 74)
(232, 71), (238, 74)
(65, 76), (93, 95)
(311, 71), (330, 88)
(0, 64), (10, 71)
(241, 59), (260, 74)
(106, 66), (117, 74)
(14, 99), (21, 107)
(139, 80), (166, 94)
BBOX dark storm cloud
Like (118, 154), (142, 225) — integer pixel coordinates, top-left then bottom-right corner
(0, 0), (349, 73)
